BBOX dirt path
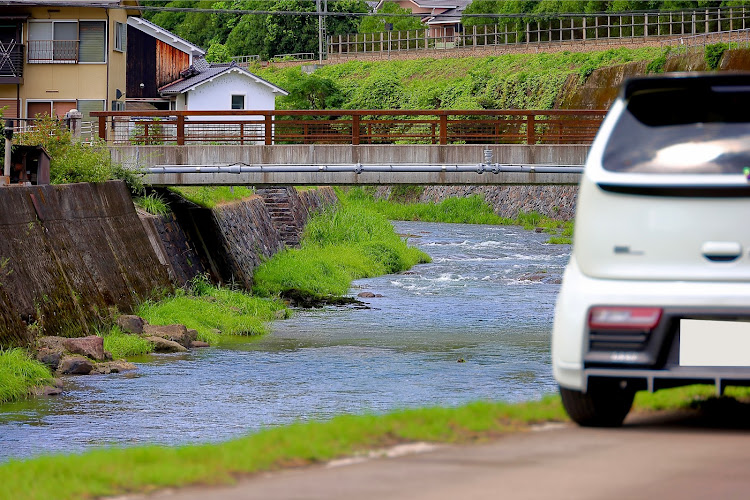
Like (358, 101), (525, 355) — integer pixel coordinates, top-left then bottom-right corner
(131, 409), (750, 500)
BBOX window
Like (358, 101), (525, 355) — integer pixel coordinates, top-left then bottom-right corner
(111, 100), (125, 112)
(77, 100), (105, 122)
(114, 21), (126, 52)
(27, 101), (76, 119)
(231, 94), (245, 110)
(27, 20), (106, 63)
(79, 21), (106, 62)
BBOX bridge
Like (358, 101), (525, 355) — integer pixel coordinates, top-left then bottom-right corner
(94, 109), (604, 185)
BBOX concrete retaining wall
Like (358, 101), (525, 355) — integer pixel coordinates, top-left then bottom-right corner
(0, 182), (172, 347)
(162, 187), (338, 290)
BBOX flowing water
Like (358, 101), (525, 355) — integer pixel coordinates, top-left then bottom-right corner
(0, 221), (570, 462)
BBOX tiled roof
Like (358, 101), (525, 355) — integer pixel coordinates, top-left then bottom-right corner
(159, 59), (288, 96)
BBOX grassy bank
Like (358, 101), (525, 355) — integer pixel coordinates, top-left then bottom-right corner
(0, 349), (52, 404)
(170, 186), (255, 208)
(258, 48), (663, 111)
(338, 187), (573, 244)
(253, 205), (431, 300)
(3, 384), (750, 500)
(0, 397), (563, 500)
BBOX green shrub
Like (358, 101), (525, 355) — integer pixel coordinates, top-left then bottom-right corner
(14, 114), (142, 192)
(0, 348), (52, 403)
(705, 42), (728, 70)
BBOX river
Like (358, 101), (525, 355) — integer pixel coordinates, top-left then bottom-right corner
(0, 221), (570, 462)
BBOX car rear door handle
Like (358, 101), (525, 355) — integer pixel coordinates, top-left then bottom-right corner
(701, 241), (742, 262)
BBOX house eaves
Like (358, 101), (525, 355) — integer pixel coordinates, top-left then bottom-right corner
(127, 16), (206, 58)
(159, 64), (288, 96)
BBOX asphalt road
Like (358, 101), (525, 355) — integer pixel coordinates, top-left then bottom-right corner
(135, 405), (750, 500)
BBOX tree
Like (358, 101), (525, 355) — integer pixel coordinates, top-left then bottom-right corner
(277, 73), (345, 109)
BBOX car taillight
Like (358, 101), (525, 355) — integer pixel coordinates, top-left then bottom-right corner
(588, 307), (662, 330)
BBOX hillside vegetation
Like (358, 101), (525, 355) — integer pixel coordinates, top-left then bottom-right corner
(258, 47), (665, 110)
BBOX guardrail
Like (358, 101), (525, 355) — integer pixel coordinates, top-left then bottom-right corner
(328, 6), (748, 59)
(90, 109), (607, 146)
(662, 27), (750, 52)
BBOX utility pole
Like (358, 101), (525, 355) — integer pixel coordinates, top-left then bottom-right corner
(2, 119), (12, 186)
(318, 0), (327, 64)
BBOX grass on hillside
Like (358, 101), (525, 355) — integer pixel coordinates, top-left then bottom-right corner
(337, 187), (573, 244)
(170, 186), (255, 208)
(0, 349), (52, 404)
(137, 276), (290, 345)
(259, 47), (663, 111)
(252, 206), (431, 299)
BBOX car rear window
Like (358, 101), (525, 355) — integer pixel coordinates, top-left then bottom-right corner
(602, 84), (750, 174)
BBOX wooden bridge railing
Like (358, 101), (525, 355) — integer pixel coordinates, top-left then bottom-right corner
(91, 109), (607, 146)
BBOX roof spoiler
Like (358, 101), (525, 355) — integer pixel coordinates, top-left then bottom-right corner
(621, 73), (750, 100)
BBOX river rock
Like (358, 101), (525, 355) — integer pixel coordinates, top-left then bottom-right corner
(358, 292), (376, 298)
(143, 324), (196, 348)
(57, 355), (94, 375)
(37, 336), (66, 351)
(62, 336), (107, 361)
(190, 340), (210, 348)
(116, 315), (146, 334)
(92, 360), (138, 374)
(145, 336), (188, 353)
(36, 348), (63, 371)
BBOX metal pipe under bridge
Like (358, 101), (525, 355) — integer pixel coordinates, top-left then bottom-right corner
(111, 144), (589, 186)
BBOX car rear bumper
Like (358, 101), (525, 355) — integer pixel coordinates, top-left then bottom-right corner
(584, 366), (750, 395)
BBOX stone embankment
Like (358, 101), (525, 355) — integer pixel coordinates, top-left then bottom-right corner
(0, 182), (337, 348)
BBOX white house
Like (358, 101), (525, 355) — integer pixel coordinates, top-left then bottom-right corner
(158, 57), (288, 120)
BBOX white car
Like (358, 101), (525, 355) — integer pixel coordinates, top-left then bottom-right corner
(552, 73), (750, 426)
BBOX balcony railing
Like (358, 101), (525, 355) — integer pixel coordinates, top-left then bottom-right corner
(0, 42), (24, 81)
(27, 40), (79, 63)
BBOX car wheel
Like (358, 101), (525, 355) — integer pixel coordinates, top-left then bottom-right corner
(559, 384), (635, 427)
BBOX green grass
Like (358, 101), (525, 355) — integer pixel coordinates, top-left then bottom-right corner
(252, 206), (431, 298)
(0, 349), (53, 404)
(337, 187), (573, 244)
(634, 385), (750, 412)
(137, 278), (289, 344)
(170, 186), (255, 208)
(98, 327), (156, 359)
(259, 47), (663, 111)
(134, 192), (170, 216)
(0, 397), (564, 500)
(2, 382), (748, 499)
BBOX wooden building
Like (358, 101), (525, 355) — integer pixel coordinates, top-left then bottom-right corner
(125, 17), (204, 110)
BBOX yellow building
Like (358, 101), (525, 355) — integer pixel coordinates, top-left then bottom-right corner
(0, 1), (139, 123)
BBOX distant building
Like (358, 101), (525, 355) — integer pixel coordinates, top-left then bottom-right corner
(125, 16), (205, 111)
(375, 0), (470, 39)
(158, 58), (288, 118)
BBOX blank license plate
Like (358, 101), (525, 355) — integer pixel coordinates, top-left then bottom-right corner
(680, 319), (750, 367)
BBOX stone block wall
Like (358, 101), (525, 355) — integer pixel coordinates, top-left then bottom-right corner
(0, 182), (172, 347)
(160, 187), (338, 290)
(376, 185), (577, 220)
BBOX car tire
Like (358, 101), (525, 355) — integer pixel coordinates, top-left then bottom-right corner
(559, 384), (635, 427)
